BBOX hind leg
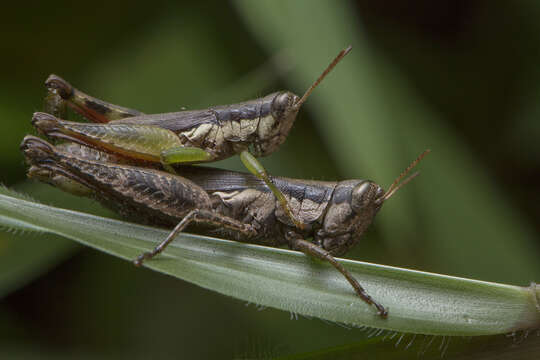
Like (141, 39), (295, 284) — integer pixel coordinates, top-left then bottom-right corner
(45, 74), (142, 123)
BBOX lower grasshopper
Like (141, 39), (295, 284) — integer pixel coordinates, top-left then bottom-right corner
(34, 46), (352, 229)
(21, 135), (429, 317)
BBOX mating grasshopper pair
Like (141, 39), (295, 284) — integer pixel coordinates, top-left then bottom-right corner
(37, 47), (351, 230)
(22, 47), (429, 317)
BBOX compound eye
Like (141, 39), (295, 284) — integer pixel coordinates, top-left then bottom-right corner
(272, 92), (294, 116)
(351, 181), (373, 212)
(353, 181), (370, 198)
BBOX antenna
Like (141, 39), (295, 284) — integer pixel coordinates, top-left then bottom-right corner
(293, 45), (352, 110)
(382, 149), (431, 201)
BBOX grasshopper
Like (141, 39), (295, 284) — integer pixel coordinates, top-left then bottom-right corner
(33, 46), (352, 230)
(21, 135), (429, 317)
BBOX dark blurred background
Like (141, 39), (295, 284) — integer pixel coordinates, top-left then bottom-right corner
(1, 1), (540, 358)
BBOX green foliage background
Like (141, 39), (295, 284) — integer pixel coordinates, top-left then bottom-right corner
(1, 1), (540, 358)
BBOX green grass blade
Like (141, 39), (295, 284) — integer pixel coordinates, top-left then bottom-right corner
(0, 184), (83, 297)
(0, 188), (538, 336)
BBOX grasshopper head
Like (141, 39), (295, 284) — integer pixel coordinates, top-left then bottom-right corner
(272, 91), (300, 121)
(317, 150), (431, 255)
(253, 47), (353, 157)
(317, 180), (384, 256)
(351, 181), (386, 214)
(252, 91), (300, 157)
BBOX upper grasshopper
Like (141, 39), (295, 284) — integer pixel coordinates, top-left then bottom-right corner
(33, 46), (352, 229)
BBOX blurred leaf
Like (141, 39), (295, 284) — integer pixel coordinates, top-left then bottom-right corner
(277, 332), (540, 360)
(234, 0), (540, 284)
(1, 188), (539, 336)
